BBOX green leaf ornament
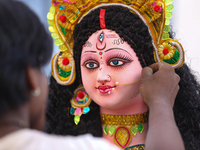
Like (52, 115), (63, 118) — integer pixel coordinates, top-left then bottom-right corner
(109, 125), (116, 136)
(104, 125), (109, 135)
(130, 126), (138, 136)
(138, 124), (144, 134)
(74, 115), (80, 125)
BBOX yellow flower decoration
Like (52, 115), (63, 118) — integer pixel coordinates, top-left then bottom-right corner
(58, 53), (73, 71)
(158, 42), (175, 60)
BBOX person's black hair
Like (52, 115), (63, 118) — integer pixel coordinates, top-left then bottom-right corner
(0, 0), (53, 115)
(46, 6), (200, 149)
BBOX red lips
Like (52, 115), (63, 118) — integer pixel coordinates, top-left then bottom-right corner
(98, 86), (112, 90)
(97, 86), (114, 94)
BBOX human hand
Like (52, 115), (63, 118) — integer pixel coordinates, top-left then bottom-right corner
(140, 62), (180, 108)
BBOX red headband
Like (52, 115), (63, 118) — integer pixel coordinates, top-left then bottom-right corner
(99, 9), (106, 29)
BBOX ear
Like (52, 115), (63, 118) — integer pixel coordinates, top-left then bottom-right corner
(26, 66), (47, 130)
(26, 65), (40, 95)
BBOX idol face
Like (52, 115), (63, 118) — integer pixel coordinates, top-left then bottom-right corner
(81, 29), (143, 110)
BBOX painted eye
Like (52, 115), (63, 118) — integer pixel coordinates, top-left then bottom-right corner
(109, 60), (124, 66)
(99, 34), (103, 41)
(99, 32), (104, 43)
(85, 62), (99, 69)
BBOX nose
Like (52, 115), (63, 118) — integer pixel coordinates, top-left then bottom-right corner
(97, 66), (111, 84)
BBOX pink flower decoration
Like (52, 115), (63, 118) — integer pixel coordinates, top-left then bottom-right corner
(152, 2), (157, 6)
(76, 96), (80, 101)
(53, 1), (60, 5)
(159, 7), (163, 13)
(75, 108), (82, 115)
(64, 0), (76, 4)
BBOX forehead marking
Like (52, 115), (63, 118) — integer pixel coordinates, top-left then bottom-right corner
(99, 32), (104, 43)
(98, 51), (104, 56)
(96, 43), (106, 51)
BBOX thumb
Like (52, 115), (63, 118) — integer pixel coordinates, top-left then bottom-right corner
(142, 67), (153, 78)
(149, 62), (165, 73)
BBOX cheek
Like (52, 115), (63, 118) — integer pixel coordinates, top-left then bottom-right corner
(129, 63), (143, 79)
(114, 64), (142, 84)
(81, 67), (98, 99)
(81, 67), (96, 88)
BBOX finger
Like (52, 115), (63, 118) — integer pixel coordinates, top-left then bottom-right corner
(175, 74), (180, 84)
(142, 67), (153, 78)
(148, 62), (165, 73)
(139, 85), (145, 101)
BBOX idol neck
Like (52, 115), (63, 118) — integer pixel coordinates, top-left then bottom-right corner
(100, 97), (149, 115)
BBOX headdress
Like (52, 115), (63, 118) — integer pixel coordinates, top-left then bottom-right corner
(47, 0), (185, 85)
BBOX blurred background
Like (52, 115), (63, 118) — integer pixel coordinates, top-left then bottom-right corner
(16, 0), (200, 80)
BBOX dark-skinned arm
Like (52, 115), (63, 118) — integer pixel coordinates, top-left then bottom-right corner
(140, 62), (185, 150)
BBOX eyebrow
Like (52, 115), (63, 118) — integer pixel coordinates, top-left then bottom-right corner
(83, 51), (97, 54)
(105, 48), (132, 56)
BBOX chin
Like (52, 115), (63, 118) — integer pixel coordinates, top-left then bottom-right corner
(97, 100), (123, 110)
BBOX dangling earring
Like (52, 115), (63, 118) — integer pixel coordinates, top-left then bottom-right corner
(70, 85), (92, 125)
(30, 88), (41, 97)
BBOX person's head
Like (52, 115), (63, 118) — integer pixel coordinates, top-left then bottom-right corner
(47, 4), (200, 148)
(0, 0), (53, 130)
(49, 1), (184, 112)
(73, 6), (154, 109)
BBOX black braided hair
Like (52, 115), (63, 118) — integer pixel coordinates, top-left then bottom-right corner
(46, 6), (200, 149)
